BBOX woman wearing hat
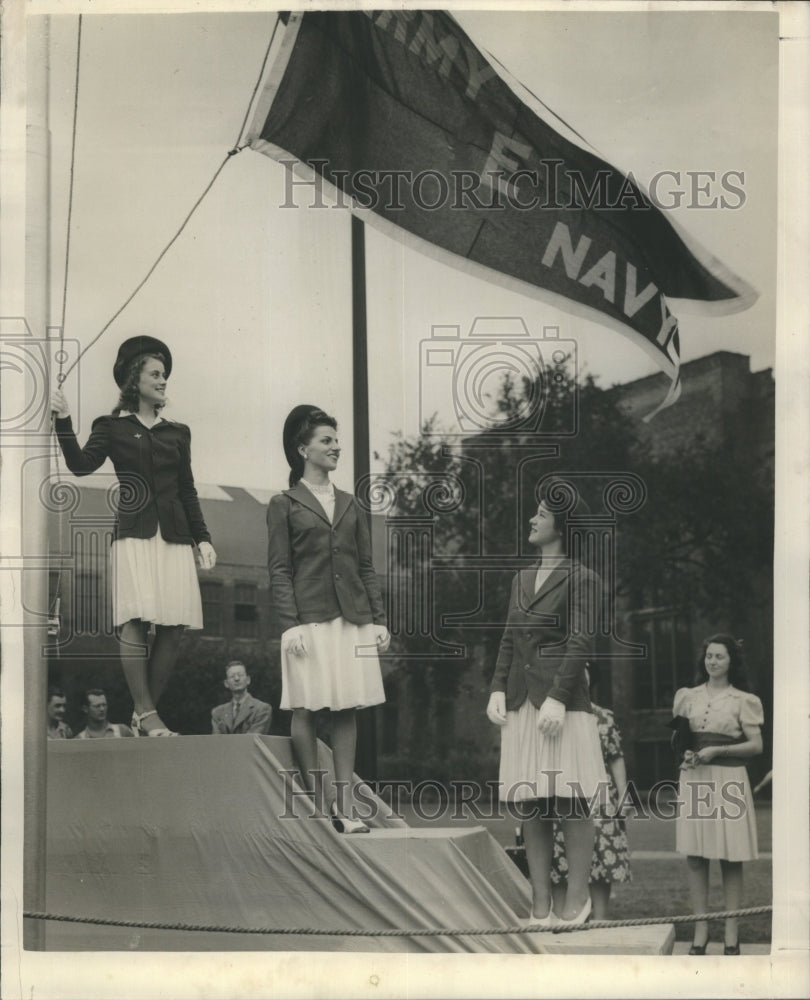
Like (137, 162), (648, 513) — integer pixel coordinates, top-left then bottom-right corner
(50, 336), (216, 736)
(486, 479), (606, 927)
(267, 405), (389, 833)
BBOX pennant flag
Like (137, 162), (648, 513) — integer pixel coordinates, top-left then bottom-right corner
(247, 11), (756, 414)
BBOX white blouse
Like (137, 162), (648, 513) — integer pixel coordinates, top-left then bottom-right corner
(673, 684), (764, 739)
(300, 478), (336, 524)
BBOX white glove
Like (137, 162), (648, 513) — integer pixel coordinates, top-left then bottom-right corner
(373, 625), (391, 652)
(197, 541), (217, 570)
(486, 691), (507, 727)
(281, 625), (307, 657)
(537, 696), (566, 737)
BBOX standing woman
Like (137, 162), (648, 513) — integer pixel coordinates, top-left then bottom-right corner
(267, 405), (389, 833)
(487, 482), (606, 926)
(50, 336), (216, 735)
(673, 634), (763, 955)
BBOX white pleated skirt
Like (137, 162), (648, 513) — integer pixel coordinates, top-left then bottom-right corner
(280, 617), (385, 712)
(110, 526), (203, 629)
(498, 699), (608, 803)
(676, 765), (758, 861)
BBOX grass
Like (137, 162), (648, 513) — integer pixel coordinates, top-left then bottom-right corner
(391, 798), (773, 945)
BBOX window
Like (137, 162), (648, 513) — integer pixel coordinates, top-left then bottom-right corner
(233, 582), (258, 639)
(200, 581), (223, 636)
(630, 609), (692, 709)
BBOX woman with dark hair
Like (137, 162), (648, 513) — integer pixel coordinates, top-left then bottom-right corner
(487, 480), (606, 926)
(50, 336), (216, 736)
(267, 405), (389, 833)
(673, 634), (763, 955)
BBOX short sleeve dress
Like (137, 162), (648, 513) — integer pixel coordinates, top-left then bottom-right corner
(550, 704), (632, 886)
(673, 684), (764, 862)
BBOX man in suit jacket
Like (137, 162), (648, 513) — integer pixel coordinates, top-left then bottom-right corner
(211, 661), (272, 735)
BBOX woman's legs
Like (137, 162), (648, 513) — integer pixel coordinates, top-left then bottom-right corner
(720, 860), (743, 947)
(330, 708), (358, 816)
(558, 817), (595, 920)
(686, 855), (711, 947)
(589, 880), (611, 920)
(119, 619), (155, 718)
(290, 709), (326, 813)
(119, 620), (182, 733)
(148, 625), (184, 705)
(521, 809), (555, 918)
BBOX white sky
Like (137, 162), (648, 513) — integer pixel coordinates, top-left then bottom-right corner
(43, 7), (777, 489)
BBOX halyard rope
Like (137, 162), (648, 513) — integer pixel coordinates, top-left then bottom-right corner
(56, 13), (282, 385)
(23, 906), (772, 937)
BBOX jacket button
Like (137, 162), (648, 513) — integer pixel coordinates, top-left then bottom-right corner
(524, 663), (530, 671)
(335, 573), (341, 580)
(333, 547), (339, 553)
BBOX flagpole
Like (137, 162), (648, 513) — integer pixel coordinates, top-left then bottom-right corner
(23, 12), (51, 950)
(351, 214), (377, 782)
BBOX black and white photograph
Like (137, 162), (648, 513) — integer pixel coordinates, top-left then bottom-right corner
(0, 1), (807, 998)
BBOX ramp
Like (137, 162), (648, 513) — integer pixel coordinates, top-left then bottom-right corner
(45, 736), (539, 952)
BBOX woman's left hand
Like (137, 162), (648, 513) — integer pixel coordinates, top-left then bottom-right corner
(197, 541), (217, 570)
(693, 746), (718, 765)
(537, 696), (566, 737)
(373, 626), (391, 652)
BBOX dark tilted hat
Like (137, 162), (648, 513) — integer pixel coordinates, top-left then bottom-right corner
(282, 404), (323, 469)
(113, 336), (172, 387)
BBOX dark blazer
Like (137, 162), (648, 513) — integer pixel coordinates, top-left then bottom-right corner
(211, 694), (272, 735)
(490, 561), (601, 712)
(266, 484), (386, 633)
(54, 414), (211, 546)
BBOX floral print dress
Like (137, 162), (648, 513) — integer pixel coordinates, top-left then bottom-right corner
(550, 704), (632, 886)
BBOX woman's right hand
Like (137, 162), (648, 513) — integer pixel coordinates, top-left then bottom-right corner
(281, 625), (307, 657)
(50, 389), (70, 419)
(486, 691), (507, 726)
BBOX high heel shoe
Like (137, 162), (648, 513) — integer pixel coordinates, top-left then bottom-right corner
(329, 802), (369, 834)
(131, 710), (178, 737)
(688, 942), (708, 955)
(723, 942), (740, 955)
(522, 908), (557, 929)
(557, 897), (591, 927)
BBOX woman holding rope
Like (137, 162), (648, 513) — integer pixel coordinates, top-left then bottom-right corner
(51, 335), (216, 736)
(672, 634), (763, 955)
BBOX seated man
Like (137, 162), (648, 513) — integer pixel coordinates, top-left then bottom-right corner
(211, 661), (272, 735)
(47, 685), (73, 740)
(75, 689), (135, 739)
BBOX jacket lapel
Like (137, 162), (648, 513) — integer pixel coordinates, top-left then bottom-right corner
(286, 484), (331, 523)
(332, 489), (352, 527)
(523, 562), (572, 609)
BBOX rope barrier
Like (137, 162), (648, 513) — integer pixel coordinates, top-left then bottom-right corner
(22, 905), (771, 938)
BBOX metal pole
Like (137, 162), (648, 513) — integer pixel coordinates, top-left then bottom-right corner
(23, 12), (51, 951)
(351, 214), (377, 781)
